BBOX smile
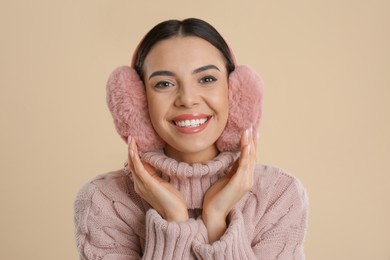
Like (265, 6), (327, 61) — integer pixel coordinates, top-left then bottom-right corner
(173, 118), (209, 128)
(170, 114), (211, 134)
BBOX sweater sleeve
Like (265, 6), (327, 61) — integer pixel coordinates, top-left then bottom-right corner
(142, 209), (200, 259)
(74, 177), (144, 260)
(192, 170), (308, 260)
(192, 209), (257, 259)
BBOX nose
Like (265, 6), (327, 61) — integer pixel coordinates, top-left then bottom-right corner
(174, 83), (200, 108)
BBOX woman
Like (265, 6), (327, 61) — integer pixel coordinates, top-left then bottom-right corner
(74, 18), (308, 259)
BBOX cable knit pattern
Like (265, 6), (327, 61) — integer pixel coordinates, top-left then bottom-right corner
(74, 151), (308, 259)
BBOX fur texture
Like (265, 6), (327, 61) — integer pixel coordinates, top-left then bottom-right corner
(106, 65), (263, 152)
(216, 65), (263, 151)
(106, 66), (165, 152)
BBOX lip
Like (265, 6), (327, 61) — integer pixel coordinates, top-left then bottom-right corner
(169, 113), (211, 134)
(170, 113), (210, 121)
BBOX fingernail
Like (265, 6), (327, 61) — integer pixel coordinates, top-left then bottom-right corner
(244, 128), (250, 141)
(127, 136), (132, 145)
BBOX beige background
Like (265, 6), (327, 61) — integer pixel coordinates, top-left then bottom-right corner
(1, 0), (389, 259)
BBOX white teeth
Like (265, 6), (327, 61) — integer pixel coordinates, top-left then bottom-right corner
(174, 118), (208, 128)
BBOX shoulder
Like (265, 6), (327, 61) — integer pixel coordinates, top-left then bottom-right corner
(75, 170), (130, 204)
(253, 164), (307, 198)
(243, 164), (308, 219)
(74, 169), (146, 220)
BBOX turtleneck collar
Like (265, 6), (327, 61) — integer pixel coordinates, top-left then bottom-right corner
(125, 150), (239, 209)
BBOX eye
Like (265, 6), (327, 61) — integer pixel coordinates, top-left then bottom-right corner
(200, 76), (217, 84)
(154, 81), (174, 89)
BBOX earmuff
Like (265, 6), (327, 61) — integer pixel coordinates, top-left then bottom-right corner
(106, 40), (263, 153)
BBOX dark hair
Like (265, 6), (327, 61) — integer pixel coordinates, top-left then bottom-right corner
(134, 18), (235, 78)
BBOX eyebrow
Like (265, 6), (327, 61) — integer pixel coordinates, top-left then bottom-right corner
(148, 64), (220, 80)
(193, 64), (221, 74)
(148, 70), (175, 80)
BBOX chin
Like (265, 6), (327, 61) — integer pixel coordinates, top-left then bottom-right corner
(170, 140), (218, 154)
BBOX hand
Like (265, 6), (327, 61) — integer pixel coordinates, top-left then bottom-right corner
(202, 127), (257, 242)
(128, 137), (188, 222)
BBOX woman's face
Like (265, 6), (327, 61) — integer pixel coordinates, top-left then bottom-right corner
(142, 36), (229, 163)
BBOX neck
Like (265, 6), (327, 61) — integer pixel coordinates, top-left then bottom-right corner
(164, 144), (219, 164)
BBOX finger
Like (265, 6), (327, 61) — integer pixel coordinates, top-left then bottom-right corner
(243, 127), (256, 159)
(245, 128), (256, 168)
(227, 159), (239, 178)
(239, 127), (252, 165)
(232, 128), (251, 181)
(128, 137), (157, 177)
(254, 129), (259, 148)
(127, 136), (135, 172)
(129, 137), (151, 183)
(249, 129), (257, 162)
(239, 128), (257, 181)
(241, 127), (251, 147)
(142, 161), (157, 176)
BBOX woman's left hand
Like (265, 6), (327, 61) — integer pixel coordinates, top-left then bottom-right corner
(202, 127), (257, 243)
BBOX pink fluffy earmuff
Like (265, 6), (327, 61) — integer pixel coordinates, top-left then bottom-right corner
(106, 41), (263, 153)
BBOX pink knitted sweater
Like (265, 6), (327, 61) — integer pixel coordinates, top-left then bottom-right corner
(74, 151), (308, 259)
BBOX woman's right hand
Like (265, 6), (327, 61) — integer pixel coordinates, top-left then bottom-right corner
(128, 137), (188, 222)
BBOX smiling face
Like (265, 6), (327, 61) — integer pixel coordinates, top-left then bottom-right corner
(142, 36), (229, 163)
